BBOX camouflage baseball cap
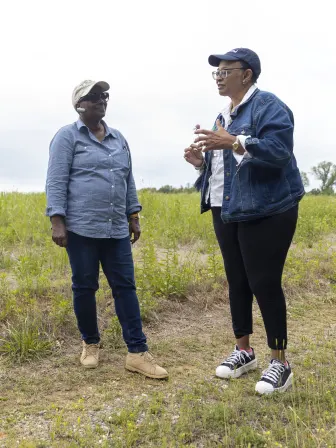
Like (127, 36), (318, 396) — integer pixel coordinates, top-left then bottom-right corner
(72, 80), (110, 109)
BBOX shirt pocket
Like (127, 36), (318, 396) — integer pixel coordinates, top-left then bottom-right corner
(113, 144), (130, 173)
(73, 143), (99, 170)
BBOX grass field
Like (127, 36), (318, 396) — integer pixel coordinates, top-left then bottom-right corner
(0, 192), (335, 447)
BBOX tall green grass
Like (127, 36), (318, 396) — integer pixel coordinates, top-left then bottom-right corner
(0, 192), (335, 361)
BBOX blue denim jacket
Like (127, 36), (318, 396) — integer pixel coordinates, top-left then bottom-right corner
(195, 89), (305, 222)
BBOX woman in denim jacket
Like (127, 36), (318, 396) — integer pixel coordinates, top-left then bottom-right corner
(184, 48), (304, 395)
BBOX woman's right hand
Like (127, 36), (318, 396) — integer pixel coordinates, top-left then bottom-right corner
(184, 144), (204, 168)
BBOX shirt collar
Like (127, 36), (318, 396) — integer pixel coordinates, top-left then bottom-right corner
(76, 119), (117, 138)
(221, 84), (258, 116)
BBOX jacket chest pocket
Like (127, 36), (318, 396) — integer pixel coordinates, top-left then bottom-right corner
(73, 144), (99, 169)
(229, 123), (256, 138)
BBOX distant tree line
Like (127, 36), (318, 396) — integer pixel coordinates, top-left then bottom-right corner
(140, 161), (336, 195)
(140, 183), (196, 194)
(300, 161), (336, 195)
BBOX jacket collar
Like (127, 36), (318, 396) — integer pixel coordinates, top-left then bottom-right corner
(229, 86), (259, 118)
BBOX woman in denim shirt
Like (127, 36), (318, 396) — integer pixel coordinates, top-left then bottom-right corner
(184, 48), (304, 395)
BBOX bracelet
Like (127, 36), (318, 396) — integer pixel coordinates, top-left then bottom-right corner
(195, 159), (205, 171)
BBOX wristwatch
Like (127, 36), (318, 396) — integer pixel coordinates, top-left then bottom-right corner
(232, 136), (239, 152)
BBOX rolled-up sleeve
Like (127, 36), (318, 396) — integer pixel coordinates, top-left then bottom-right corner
(244, 99), (294, 169)
(124, 141), (142, 216)
(45, 129), (74, 217)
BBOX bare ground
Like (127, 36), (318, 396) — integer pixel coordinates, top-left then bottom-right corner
(0, 285), (335, 447)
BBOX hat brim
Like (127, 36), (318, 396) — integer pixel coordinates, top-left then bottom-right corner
(208, 53), (240, 67)
(87, 81), (110, 94)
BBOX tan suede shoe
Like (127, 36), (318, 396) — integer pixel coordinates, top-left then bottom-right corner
(125, 352), (168, 379)
(80, 341), (99, 368)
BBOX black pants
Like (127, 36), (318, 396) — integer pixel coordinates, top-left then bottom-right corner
(212, 205), (298, 350)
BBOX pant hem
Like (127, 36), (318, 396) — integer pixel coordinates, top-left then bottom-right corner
(83, 337), (100, 344)
(234, 332), (253, 339)
(127, 344), (148, 353)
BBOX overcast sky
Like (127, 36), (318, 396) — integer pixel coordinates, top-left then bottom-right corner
(0, 0), (335, 192)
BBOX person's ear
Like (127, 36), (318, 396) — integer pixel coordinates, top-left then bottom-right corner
(243, 69), (253, 85)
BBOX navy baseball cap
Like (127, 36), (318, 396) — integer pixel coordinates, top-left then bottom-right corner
(208, 48), (261, 79)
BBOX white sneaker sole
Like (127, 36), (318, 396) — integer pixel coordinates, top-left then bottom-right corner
(216, 358), (258, 379)
(255, 372), (293, 395)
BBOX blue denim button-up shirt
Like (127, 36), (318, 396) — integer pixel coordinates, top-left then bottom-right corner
(46, 120), (141, 239)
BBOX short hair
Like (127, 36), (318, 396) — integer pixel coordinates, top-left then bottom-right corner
(240, 61), (258, 83)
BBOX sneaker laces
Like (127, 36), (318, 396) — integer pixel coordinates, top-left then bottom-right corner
(85, 343), (99, 357)
(261, 360), (285, 384)
(222, 348), (250, 367)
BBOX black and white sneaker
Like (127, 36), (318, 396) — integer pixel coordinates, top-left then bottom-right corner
(216, 345), (258, 379)
(255, 359), (293, 395)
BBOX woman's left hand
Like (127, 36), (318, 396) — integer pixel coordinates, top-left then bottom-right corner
(129, 217), (141, 244)
(194, 119), (236, 152)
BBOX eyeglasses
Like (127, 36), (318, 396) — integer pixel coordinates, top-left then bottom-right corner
(212, 68), (244, 80)
(79, 92), (109, 103)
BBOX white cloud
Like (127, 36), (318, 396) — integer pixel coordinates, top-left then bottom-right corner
(1, 0), (335, 191)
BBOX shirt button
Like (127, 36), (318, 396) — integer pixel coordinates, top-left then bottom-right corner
(110, 203), (113, 206)
(225, 195), (230, 200)
(226, 172), (230, 176)
(112, 185), (114, 188)
(109, 154), (112, 157)
(108, 219), (111, 222)
(110, 169), (112, 171)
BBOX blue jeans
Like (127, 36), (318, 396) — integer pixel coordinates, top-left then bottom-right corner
(66, 231), (148, 353)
